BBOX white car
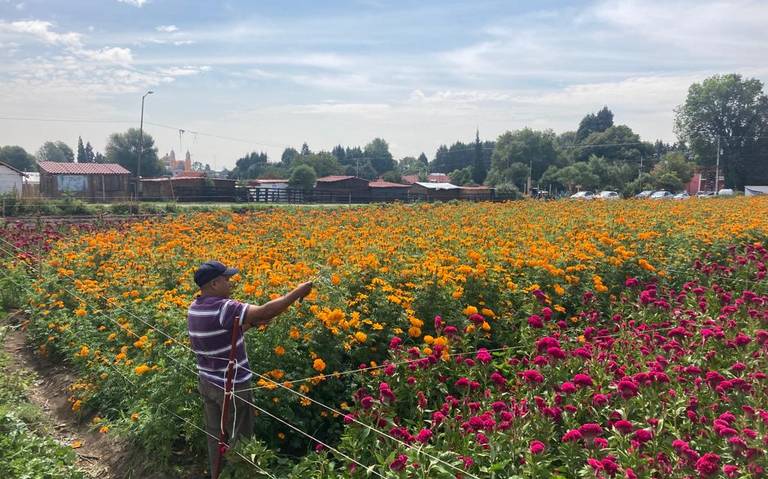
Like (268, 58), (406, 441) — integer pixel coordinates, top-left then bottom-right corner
(650, 190), (674, 199)
(696, 191), (715, 198)
(717, 188), (734, 196)
(673, 192), (690, 200)
(570, 191), (595, 200)
(597, 191), (620, 200)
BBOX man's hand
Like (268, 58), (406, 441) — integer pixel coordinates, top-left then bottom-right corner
(242, 280), (314, 331)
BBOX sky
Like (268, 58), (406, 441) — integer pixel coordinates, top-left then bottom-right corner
(0, 0), (766, 170)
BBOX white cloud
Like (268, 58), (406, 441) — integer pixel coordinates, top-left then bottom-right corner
(0, 20), (82, 47)
(156, 25), (178, 33)
(117, 0), (148, 6)
(78, 46), (134, 65)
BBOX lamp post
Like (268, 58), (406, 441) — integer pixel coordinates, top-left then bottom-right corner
(137, 90), (154, 198)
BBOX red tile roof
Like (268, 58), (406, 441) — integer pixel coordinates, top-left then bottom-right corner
(316, 175), (357, 182)
(401, 174), (419, 184)
(369, 180), (410, 188)
(38, 161), (131, 175)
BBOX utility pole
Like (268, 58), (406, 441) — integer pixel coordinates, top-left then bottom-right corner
(639, 156), (643, 179)
(715, 136), (720, 192)
(137, 90), (154, 198)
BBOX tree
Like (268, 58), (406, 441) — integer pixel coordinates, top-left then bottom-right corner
(381, 170), (403, 183)
(574, 125), (653, 164)
(397, 157), (422, 175)
(417, 152), (428, 168)
(76, 137), (86, 163)
(84, 142), (95, 163)
(37, 141), (74, 162)
(281, 147), (299, 168)
(289, 164), (316, 190)
(675, 73), (768, 188)
(94, 152), (105, 163)
(105, 128), (164, 177)
(487, 128), (558, 186)
(449, 167), (473, 186)
(555, 162), (599, 192)
(576, 106), (614, 143)
(331, 145), (346, 164)
(292, 152), (343, 178)
(0, 145), (35, 171)
(364, 138), (395, 175)
(472, 129), (487, 184)
(229, 151), (268, 179)
(300, 143), (311, 156)
(651, 152), (695, 186)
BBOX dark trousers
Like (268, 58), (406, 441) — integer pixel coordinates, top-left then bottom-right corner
(198, 378), (254, 478)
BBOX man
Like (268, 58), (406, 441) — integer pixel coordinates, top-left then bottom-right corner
(188, 260), (312, 477)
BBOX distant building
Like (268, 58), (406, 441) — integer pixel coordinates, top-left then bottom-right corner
(401, 174), (420, 185)
(37, 161), (131, 201)
(247, 179), (290, 189)
(427, 173), (451, 183)
(0, 161), (27, 198)
(160, 149), (194, 176)
(369, 180), (410, 202)
(140, 176), (237, 202)
(409, 182), (459, 201)
(314, 175), (370, 202)
(458, 185), (493, 201)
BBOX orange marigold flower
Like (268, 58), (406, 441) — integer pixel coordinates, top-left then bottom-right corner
(312, 358), (326, 372)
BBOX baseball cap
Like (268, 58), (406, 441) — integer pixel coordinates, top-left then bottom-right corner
(194, 260), (238, 287)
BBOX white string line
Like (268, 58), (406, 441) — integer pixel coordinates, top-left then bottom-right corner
(1, 240), (479, 479)
(0, 248), (365, 478)
(0, 266), (276, 479)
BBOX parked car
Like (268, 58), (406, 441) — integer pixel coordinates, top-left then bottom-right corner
(650, 190), (674, 199)
(570, 191), (595, 200)
(717, 188), (735, 196)
(696, 191), (716, 198)
(673, 192), (690, 200)
(634, 190), (654, 199)
(597, 190), (620, 200)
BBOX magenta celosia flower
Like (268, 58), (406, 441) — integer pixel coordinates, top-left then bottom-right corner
(560, 381), (577, 394)
(633, 428), (653, 443)
(562, 429), (582, 442)
(529, 440), (545, 454)
(468, 313), (485, 325)
(360, 395), (374, 409)
(416, 428), (432, 443)
(613, 419), (633, 434)
(592, 394), (609, 406)
(695, 453), (720, 477)
(521, 369), (544, 384)
(389, 454), (408, 471)
(573, 373), (594, 387)
(528, 314), (544, 328)
(578, 423), (603, 437)
(388, 336), (402, 349)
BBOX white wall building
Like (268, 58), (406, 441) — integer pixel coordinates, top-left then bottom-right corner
(0, 161), (26, 198)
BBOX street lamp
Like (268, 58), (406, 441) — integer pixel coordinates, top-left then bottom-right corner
(137, 90), (154, 198)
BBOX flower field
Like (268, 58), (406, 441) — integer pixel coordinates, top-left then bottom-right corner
(6, 198), (768, 478)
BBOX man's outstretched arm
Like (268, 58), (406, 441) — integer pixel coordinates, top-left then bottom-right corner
(242, 281), (313, 332)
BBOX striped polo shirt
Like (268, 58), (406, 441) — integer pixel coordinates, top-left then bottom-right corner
(187, 296), (252, 386)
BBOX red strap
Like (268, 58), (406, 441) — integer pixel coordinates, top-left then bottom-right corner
(212, 308), (243, 479)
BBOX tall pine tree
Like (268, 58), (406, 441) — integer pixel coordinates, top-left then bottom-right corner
(472, 129), (487, 184)
(76, 136), (86, 163)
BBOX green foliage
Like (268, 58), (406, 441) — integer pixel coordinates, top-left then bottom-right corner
(292, 153), (343, 178)
(488, 129), (558, 186)
(575, 106), (614, 143)
(363, 138), (395, 175)
(289, 165), (317, 190)
(381, 170), (403, 183)
(37, 141), (74, 163)
(229, 152), (269, 180)
(105, 128), (165, 177)
(0, 145), (36, 171)
(448, 167), (472, 186)
(675, 73), (768, 188)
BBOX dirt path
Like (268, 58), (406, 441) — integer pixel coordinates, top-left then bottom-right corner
(2, 310), (203, 479)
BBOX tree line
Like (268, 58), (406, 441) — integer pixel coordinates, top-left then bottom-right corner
(2, 73), (766, 192)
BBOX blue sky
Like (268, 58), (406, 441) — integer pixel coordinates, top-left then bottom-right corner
(1, 0), (766, 170)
